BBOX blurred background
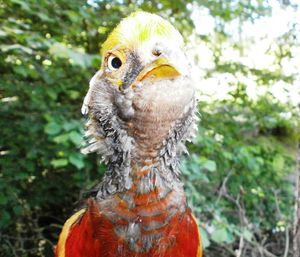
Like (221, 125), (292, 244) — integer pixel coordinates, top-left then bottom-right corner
(0, 0), (299, 256)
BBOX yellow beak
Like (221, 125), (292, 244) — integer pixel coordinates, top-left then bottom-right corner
(136, 57), (181, 83)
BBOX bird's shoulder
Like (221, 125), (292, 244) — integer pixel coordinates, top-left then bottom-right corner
(55, 198), (105, 257)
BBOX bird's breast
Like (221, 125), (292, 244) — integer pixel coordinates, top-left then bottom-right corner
(98, 179), (186, 254)
(56, 158), (202, 257)
(92, 192), (200, 257)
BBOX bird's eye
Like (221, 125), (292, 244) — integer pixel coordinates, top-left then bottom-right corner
(108, 55), (122, 71)
(152, 49), (162, 57)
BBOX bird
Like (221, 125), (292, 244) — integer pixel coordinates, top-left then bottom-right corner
(55, 11), (202, 257)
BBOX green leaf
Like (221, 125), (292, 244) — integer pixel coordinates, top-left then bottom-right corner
(242, 229), (253, 241)
(0, 211), (11, 228)
(0, 195), (8, 205)
(51, 158), (68, 168)
(69, 153), (85, 169)
(62, 121), (79, 131)
(69, 90), (80, 100)
(47, 89), (58, 100)
(200, 226), (211, 249)
(272, 155), (285, 173)
(69, 131), (82, 145)
(15, 172), (28, 180)
(13, 66), (29, 77)
(211, 228), (233, 243)
(202, 160), (217, 172)
(45, 122), (62, 135)
(53, 133), (69, 144)
(13, 205), (23, 215)
(0, 44), (33, 54)
(11, 0), (30, 11)
(0, 30), (7, 37)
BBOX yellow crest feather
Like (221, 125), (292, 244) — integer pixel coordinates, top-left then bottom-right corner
(101, 11), (183, 58)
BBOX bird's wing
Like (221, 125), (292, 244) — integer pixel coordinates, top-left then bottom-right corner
(55, 199), (104, 257)
(55, 209), (86, 257)
(191, 214), (203, 257)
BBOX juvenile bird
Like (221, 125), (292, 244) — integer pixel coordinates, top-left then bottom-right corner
(56, 11), (202, 257)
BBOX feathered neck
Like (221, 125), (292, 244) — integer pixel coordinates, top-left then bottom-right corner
(82, 78), (198, 200)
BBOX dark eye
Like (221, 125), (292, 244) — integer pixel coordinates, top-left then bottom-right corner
(108, 55), (122, 70)
(152, 49), (162, 57)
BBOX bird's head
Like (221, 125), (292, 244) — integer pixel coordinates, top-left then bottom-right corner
(82, 12), (197, 161)
(99, 11), (188, 90)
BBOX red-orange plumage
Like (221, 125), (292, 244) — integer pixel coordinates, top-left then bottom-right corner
(56, 198), (201, 257)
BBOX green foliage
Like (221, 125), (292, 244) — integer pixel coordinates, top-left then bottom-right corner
(182, 88), (298, 253)
(0, 0), (299, 256)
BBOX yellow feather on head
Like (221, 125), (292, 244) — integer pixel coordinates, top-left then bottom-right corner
(101, 11), (183, 60)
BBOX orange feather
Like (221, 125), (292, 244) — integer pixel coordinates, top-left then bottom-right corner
(56, 199), (202, 257)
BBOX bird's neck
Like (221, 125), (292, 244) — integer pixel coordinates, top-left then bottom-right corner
(95, 138), (183, 200)
(92, 99), (197, 200)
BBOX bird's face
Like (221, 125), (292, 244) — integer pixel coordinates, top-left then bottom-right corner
(83, 12), (195, 147)
(101, 40), (186, 92)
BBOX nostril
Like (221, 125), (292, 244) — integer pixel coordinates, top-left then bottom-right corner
(152, 49), (162, 57)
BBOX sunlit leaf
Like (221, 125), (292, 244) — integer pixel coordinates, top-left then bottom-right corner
(69, 131), (82, 145)
(51, 158), (68, 168)
(200, 226), (211, 249)
(202, 160), (217, 172)
(211, 228), (233, 243)
(69, 153), (85, 169)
